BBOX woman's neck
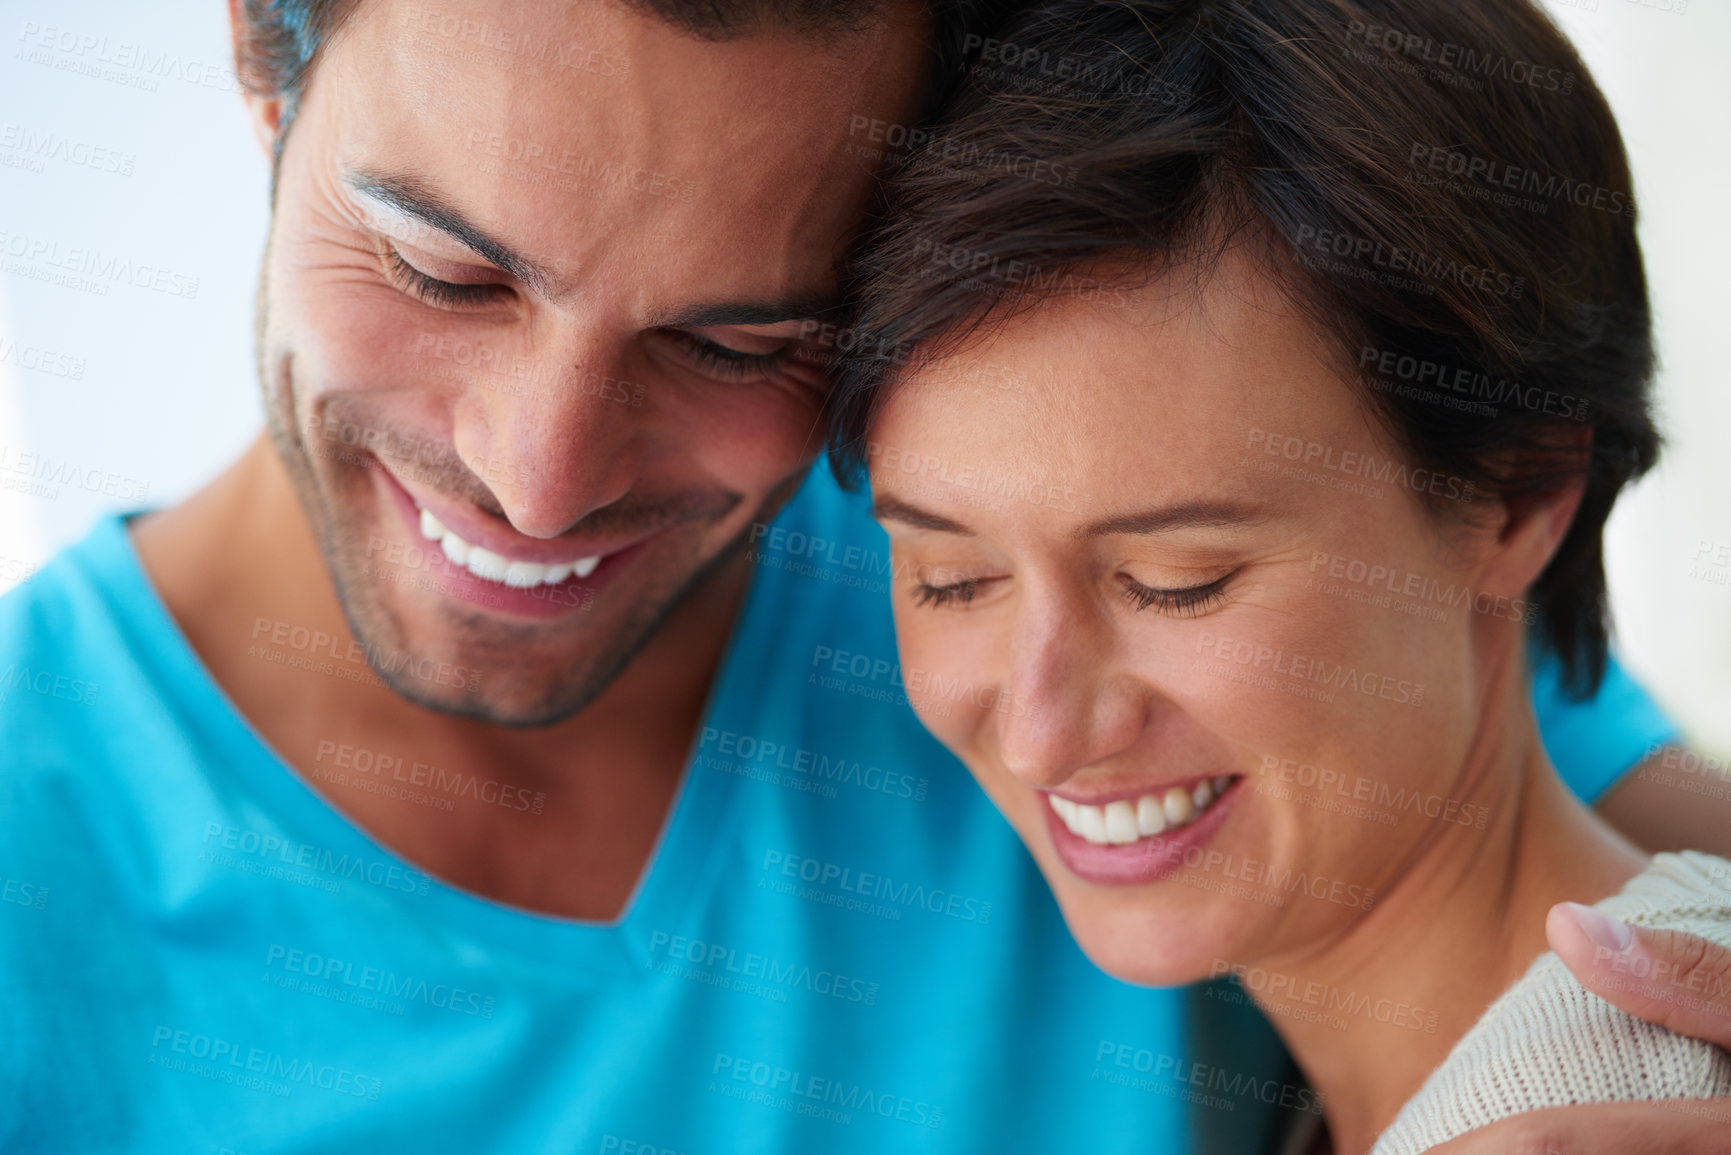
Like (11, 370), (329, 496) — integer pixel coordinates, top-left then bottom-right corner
(1249, 664), (1649, 1155)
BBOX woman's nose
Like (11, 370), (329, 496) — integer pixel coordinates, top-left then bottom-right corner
(994, 603), (1147, 789)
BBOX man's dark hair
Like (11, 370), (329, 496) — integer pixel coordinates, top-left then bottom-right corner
(827, 0), (1658, 697)
(234, 0), (1014, 167)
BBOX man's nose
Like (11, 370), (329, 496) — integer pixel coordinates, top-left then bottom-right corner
(450, 322), (643, 538)
(994, 594), (1148, 790)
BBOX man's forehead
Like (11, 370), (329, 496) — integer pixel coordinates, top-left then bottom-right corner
(315, 0), (927, 313)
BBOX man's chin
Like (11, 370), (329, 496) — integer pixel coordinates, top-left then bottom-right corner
(340, 598), (652, 727)
(323, 527), (718, 727)
(370, 660), (602, 729)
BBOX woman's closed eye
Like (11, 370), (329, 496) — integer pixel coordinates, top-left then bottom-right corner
(912, 577), (983, 608)
(911, 572), (1235, 614)
(1119, 572), (1234, 617)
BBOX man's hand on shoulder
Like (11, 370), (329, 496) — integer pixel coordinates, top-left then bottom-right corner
(1426, 906), (1731, 1154)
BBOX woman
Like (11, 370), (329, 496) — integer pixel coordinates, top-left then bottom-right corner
(827, 0), (1731, 1151)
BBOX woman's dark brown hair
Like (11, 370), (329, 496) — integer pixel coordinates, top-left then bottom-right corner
(828, 0), (1658, 696)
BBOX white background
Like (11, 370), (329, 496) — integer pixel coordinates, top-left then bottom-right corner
(0, 0), (1725, 751)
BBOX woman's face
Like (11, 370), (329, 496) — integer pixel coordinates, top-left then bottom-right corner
(868, 251), (1533, 984)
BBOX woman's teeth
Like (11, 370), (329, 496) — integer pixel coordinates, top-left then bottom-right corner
(1048, 777), (1236, 846)
(417, 508), (600, 589)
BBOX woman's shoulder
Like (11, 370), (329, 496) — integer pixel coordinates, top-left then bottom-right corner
(1369, 852), (1731, 1155)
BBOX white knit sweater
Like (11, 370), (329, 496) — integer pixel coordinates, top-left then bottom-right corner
(1366, 851), (1731, 1155)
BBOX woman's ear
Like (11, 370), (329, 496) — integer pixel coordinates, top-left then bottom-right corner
(1475, 430), (1592, 599)
(228, 0), (285, 159)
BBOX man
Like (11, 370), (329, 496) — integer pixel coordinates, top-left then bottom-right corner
(0, 0), (1724, 1151)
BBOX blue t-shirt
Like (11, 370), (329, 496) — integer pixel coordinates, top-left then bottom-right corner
(0, 464), (1677, 1154)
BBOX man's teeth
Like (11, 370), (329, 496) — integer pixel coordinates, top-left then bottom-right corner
(1049, 776), (1236, 846)
(417, 508), (599, 588)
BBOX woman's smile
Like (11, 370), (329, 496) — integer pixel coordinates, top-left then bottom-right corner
(1041, 772), (1244, 884)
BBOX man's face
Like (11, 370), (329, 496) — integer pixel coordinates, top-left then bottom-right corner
(252, 0), (929, 723)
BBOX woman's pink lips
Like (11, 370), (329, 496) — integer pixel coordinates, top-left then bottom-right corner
(1042, 776), (1242, 886)
(370, 462), (650, 621)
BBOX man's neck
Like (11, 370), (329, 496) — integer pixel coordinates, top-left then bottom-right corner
(1247, 658), (1648, 1155)
(132, 435), (751, 921)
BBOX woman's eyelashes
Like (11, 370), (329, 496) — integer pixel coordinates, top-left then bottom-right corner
(912, 577), (982, 608)
(909, 571), (1235, 615)
(385, 247), (509, 310)
(1119, 572), (1234, 616)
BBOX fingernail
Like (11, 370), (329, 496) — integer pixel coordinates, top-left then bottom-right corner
(1563, 902), (1634, 953)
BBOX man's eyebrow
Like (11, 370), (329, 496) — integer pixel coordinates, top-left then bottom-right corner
(346, 170), (556, 295)
(1080, 501), (1263, 538)
(871, 495), (974, 535)
(651, 297), (842, 329)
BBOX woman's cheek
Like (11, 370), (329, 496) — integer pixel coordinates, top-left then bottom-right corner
(892, 602), (991, 757)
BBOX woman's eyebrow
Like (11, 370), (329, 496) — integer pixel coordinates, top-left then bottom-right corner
(1079, 501), (1264, 538)
(871, 495), (974, 535)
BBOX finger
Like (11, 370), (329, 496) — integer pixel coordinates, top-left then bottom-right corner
(1424, 1098), (1731, 1155)
(1547, 901), (1731, 1048)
